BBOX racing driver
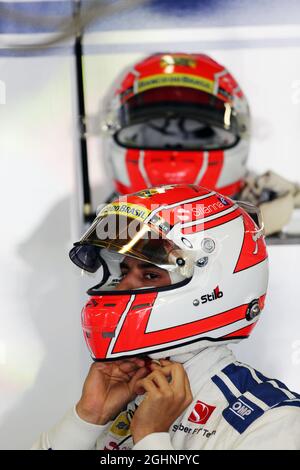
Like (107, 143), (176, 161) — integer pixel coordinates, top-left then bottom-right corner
(32, 184), (300, 450)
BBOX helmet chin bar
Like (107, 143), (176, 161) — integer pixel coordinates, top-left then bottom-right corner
(90, 334), (244, 363)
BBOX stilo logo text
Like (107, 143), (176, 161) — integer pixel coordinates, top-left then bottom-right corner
(201, 286), (223, 304)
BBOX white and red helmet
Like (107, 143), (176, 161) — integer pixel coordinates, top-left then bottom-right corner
(70, 184), (268, 361)
(102, 53), (250, 197)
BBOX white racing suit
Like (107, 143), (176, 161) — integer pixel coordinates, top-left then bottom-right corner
(32, 346), (300, 450)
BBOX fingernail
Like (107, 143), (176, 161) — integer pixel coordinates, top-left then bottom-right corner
(152, 359), (161, 365)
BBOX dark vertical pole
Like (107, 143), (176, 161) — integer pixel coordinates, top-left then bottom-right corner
(73, 0), (93, 224)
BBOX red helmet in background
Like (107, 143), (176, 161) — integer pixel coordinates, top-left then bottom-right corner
(102, 53), (250, 197)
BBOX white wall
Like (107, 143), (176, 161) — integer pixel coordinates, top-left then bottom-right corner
(0, 55), (91, 449)
(0, 25), (300, 449)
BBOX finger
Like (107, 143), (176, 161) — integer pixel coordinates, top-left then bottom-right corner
(127, 370), (137, 378)
(86, 362), (132, 385)
(131, 367), (152, 395)
(148, 369), (172, 391)
(149, 362), (162, 370)
(128, 366), (148, 394)
(158, 359), (173, 366)
(169, 364), (187, 393)
(135, 386), (146, 396)
(149, 364), (174, 377)
(113, 357), (145, 367)
(127, 365), (148, 380)
(183, 374), (193, 402)
(119, 361), (141, 374)
(87, 362), (115, 379)
(148, 364), (173, 383)
(131, 357), (146, 367)
(90, 361), (123, 373)
(169, 366), (192, 403)
(134, 376), (160, 396)
(133, 364), (190, 402)
(93, 361), (142, 382)
(89, 361), (109, 371)
(105, 370), (132, 383)
(120, 357), (145, 368)
(102, 363), (132, 382)
(152, 363), (187, 392)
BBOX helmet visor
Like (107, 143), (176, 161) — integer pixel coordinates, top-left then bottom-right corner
(113, 87), (242, 150)
(236, 200), (265, 235)
(69, 205), (186, 274)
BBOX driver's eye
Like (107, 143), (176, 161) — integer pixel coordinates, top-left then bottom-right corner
(144, 272), (160, 280)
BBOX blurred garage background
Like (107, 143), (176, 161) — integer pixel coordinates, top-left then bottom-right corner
(0, 0), (300, 449)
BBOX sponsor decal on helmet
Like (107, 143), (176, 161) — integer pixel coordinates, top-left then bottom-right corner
(217, 196), (230, 206)
(188, 400), (216, 425)
(100, 202), (151, 222)
(160, 54), (197, 69)
(201, 286), (223, 304)
(191, 200), (227, 218)
(149, 214), (171, 234)
(137, 73), (214, 94)
(134, 185), (176, 198)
